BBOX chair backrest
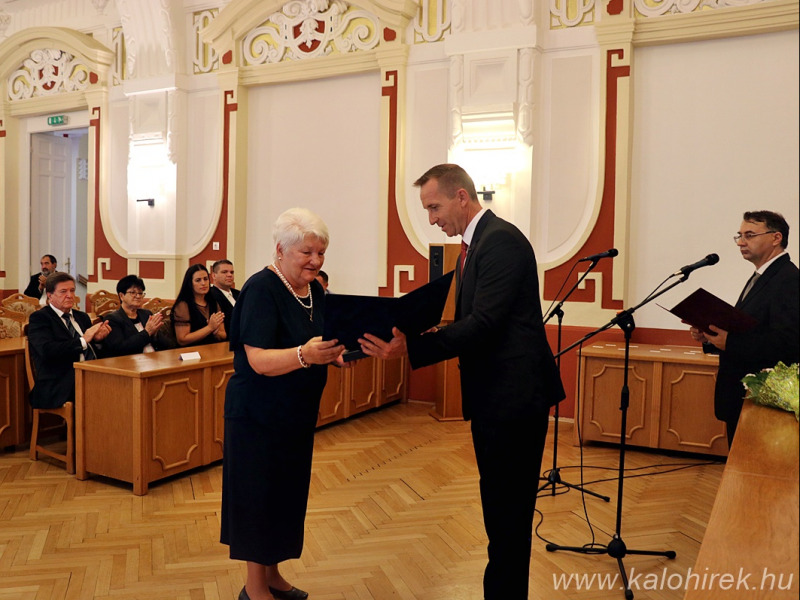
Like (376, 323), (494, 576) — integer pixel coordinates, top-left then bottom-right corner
(94, 297), (120, 316)
(87, 289), (115, 313)
(0, 306), (26, 338)
(142, 297), (174, 313)
(1, 293), (39, 317)
(22, 322), (35, 390)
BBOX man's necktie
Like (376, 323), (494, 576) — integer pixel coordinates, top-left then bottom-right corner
(460, 241), (468, 276)
(63, 312), (93, 360)
(741, 272), (761, 301)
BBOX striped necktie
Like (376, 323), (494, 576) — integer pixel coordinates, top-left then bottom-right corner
(63, 312), (93, 361)
(460, 241), (468, 276)
(741, 272), (761, 300)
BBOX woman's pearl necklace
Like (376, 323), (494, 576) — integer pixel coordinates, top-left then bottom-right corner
(272, 262), (313, 321)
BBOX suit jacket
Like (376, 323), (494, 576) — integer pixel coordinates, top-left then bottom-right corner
(27, 305), (96, 409)
(407, 210), (565, 422)
(24, 273), (45, 299)
(210, 286), (240, 331)
(707, 253), (799, 423)
(99, 307), (157, 358)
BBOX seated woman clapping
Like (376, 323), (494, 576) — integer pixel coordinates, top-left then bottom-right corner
(100, 275), (166, 358)
(173, 264), (227, 347)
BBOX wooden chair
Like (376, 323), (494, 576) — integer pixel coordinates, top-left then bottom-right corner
(142, 297), (173, 314)
(0, 305), (27, 338)
(1, 293), (40, 318)
(94, 297), (120, 316)
(87, 289), (114, 314)
(23, 324), (75, 474)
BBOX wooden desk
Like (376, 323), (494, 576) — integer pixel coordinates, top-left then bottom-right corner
(0, 337), (27, 447)
(685, 401), (799, 599)
(577, 342), (727, 456)
(75, 345), (408, 494)
(74, 342), (233, 495)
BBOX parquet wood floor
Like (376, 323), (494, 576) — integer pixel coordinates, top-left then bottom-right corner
(0, 401), (724, 600)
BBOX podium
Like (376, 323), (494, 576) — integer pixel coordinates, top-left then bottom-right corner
(428, 243), (463, 421)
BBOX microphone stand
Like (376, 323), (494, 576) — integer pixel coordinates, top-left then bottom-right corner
(539, 259), (610, 502)
(545, 273), (689, 600)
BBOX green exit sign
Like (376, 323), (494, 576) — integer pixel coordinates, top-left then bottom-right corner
(47, 115), (68, 126)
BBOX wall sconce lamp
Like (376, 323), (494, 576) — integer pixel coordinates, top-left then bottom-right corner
(479, 187), (495, 201)
(137, 198), (155, 206)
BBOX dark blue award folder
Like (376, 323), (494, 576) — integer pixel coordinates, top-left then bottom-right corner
(323, 271), (455, 361)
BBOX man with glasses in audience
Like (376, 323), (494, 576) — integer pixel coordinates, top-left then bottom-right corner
(690, 210), (799, 446)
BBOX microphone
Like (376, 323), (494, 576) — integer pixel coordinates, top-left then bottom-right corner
(673, 253), (719, 277)
(578, 248), (618, 262)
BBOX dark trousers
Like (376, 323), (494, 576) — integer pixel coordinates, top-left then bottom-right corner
(471, 408), (550, 600)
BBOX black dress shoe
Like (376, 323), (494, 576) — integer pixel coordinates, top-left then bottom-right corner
(238, 586), (251, 600)
(268, 585), (309, 600)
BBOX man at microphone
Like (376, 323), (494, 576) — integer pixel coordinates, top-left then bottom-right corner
(24, 254), (58, 306)
(689, 211), (799, 446)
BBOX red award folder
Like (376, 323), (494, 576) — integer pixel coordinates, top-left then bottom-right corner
(661, 288), (757, 335)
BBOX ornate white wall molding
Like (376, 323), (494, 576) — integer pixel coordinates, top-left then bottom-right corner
(634, 0), (771, 18)
(193, 9), (219, 74)
(7, 48), (92, 100)
(449, 53), (464, 148)
(91, 0), (112, 16)
(550, 0), (596, 28)
(413, 0), (450, 42)
(242, 1), (381, 64)
(0, 10), (10, 41)
(516, 47), (536, 146)
(112, 26), (126, 85)
(116, 0), (180, 80)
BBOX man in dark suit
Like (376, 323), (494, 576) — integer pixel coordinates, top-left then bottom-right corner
(690, 210), (799, 446)
(209, 259), (240, 332)
(359, 164), (565, 599)
(23, 254), (58, 304)
(27, 272), (112, 409)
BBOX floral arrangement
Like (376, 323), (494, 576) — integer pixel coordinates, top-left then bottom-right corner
(742, 362), (799, 421)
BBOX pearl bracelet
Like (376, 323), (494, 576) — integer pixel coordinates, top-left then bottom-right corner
(297, 345), (310, 369)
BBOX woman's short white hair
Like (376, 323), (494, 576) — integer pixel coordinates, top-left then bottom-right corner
(272, 207), (329, 260)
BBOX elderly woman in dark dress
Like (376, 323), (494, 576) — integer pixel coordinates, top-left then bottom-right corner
(172, 263), (227, 347)
(100, 274), (165, 357)
(221, 208), (345, 600)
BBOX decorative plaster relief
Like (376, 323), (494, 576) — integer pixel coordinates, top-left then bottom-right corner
(0, 10), (10, 41)
(7, 49), (93, 101)
(242, 0), (381, 65)
(413, 0), (450, 43)
(193, 9), (219, 74)
(634, 0), (771, 17)
(550, 0), (595, 28)
(92, 0), (111, 15)
(112, 26), (127, 85)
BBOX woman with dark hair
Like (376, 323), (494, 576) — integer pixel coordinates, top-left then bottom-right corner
(173, 264), (226, 347)
(100, 274), (166, 357)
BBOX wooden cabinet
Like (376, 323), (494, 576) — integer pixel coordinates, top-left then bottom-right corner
(576, 342), (727, 457)
(0, 337), (27, 448)
(316, 356), (407, 427)
(74, 343), (233, 495)
(68, 345), (406, 494)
